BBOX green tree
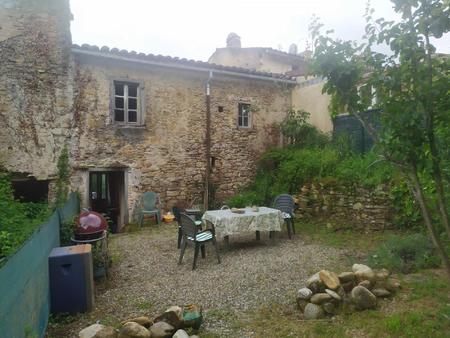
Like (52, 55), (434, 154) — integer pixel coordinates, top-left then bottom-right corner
(310, 0), (450, 278)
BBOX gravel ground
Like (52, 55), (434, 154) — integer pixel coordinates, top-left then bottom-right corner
(47, 222), (346, 337)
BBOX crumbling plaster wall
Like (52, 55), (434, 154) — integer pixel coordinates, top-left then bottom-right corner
(0, 0), (73, 179)
(71, 55), (291, 215)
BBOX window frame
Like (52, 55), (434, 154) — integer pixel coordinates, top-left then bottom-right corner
(237, 102), (252, 129)
(110, 79), (145, 126)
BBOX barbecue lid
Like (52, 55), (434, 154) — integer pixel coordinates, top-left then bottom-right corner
(75, 210), (108, 234)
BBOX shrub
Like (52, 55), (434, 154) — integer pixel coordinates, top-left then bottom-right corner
(0, 172), (49, 259)
(279, 109), (330, 148)
(367, 233), (441, 273)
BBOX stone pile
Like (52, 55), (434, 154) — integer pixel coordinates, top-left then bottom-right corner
(297, 264), (401, 319)
(79, 304), (202, 338)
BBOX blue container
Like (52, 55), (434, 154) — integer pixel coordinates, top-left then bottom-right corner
(48, 245), (94, 314)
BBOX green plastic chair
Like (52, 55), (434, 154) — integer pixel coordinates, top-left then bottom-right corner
(138, 192), (161, 226)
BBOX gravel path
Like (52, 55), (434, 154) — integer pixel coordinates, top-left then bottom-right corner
(47, 222), (346, 337)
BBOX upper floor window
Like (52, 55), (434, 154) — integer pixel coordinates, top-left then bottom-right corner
(238, 103), (251, 128)
(113, 81), (141, 125)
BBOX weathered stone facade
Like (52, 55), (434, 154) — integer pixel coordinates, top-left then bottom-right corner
(296, 182), (394, 230)
(0, 0), (293, 227)
(0, 0), (73, 179)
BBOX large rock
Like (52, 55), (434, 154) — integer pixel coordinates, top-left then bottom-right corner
(121, 316), (153, 328)
(374, 268), (390, 281)
(353, 264), (375, 283)
(372, 288), (391, 298)
(310, 293), (332, 304)
(172, 329), (190, 338)
(297, 287), (313, 300)
(296, 299), (308, 312)
(118, 322), (150, 338)
(319, 270), (340, 290)
(351, 286), (377, 310)
(95, 327), (118, 338)
(303, 303), (325, 320)
(165, 306), (183, 320)
(149, 322), (175, 338)
(358, 280), (372, 289)
(79, 324), (107, 338)
(338, 272), (355, 283)
(154, 311), (183, 330)
(325, 289), (342, 301)
(342, 281), (355, 293)
(306, 272), (324, 293)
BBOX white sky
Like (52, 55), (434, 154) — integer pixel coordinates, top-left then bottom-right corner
(70, 0), (450, 62)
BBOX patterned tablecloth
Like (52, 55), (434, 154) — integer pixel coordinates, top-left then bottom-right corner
(202, 207), (284, 239)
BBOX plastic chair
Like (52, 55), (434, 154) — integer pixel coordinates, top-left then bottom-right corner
(173, 206), (202, 249)
(178, 213), (221, 270)
(273, 194), (296, 239)
(138, 192), (161, 226)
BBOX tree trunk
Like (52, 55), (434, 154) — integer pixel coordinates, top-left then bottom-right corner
(408, 164), (450, 281)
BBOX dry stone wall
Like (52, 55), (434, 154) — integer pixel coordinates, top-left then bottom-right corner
(296, 182), (394, 230)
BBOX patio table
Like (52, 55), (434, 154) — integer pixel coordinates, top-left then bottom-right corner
(202, 207), (284, 241)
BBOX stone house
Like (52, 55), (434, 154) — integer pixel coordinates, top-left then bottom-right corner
(1, 0), (303, 230)
(209, 33), (333, 133)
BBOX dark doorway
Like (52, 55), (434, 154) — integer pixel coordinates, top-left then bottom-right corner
(89, 171), (125, 233)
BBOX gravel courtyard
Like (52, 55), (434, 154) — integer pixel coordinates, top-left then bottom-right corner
(47, 222), (346, 337)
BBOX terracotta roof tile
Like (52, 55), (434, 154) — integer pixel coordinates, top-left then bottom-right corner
(72, 43), (295, 81)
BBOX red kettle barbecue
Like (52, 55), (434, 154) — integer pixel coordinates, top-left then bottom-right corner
(74, 210), (108, 240)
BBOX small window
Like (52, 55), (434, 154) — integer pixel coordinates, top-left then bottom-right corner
(238, 103), (251, 128)
(218, 106), (224, 113)
(113, 81), (141, 125)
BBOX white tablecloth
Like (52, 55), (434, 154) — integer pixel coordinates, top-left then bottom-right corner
(202, 207), (284, 238)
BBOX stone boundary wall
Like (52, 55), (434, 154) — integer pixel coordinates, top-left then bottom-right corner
(295, 182), (394, 230)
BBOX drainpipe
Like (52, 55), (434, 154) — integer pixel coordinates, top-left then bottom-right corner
(204, 71), (213, 210)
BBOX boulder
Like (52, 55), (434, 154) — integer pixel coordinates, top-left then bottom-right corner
(303, 303), (325, 320)
(118, 322), (150, 338)
(149, 322), (175, 338)
(352, 264), (372, 273)
(358, 280), (372, 289)
(311, 293), (332, 304)
(319, 270), (340, 290)
(325, 289), (342, 301)
(385, 278), (401, 292)
(342, 281), (355, 293)
(121, 316), (153, 328)
(372, 288), (391, 298)
(355, 269), (376, 283)
(154, 311), (183, 330)
(297, 287), (313, 300)
(306, 272), (322, 291)
(351, 286), (377, 310)
(165, 306), (183, 320)
(172, 329), (190, 338)
(79, 324), (107, 338)
(338, 272), (355, 283)
(374, 268), (390, 281)
(94, 327), (118, 338)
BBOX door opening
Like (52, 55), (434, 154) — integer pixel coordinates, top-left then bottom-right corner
(89, 171), (125, 233)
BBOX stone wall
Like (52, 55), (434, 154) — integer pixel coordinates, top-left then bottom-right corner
(0, 0), (73, 179)
(296, 182), (394, 230)
(71, 54), (291, 217)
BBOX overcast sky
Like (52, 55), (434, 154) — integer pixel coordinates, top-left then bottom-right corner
(70, 0), (450, 62)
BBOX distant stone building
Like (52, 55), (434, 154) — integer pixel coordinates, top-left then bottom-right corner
(1, 0), (299, 229)
(209, 38), (333, 133)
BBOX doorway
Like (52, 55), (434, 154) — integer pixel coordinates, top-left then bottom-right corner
(89, 170), (126, 232)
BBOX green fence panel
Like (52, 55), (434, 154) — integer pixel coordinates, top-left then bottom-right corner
(0, 193), (79, 338)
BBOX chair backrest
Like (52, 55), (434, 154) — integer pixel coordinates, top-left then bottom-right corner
(180, 213), (198, 238)
(273, 194), (295, 214)
(220, 205), (230, 210)
(172, 206), (182, 222)
(142, 192), (158, 210)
